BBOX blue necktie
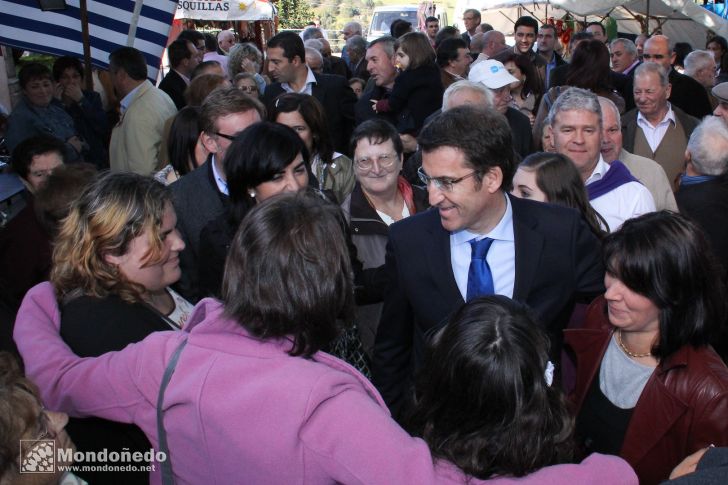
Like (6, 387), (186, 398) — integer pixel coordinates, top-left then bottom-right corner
(466, 237), (495, 302)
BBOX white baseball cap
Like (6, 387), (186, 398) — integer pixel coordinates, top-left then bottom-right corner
(469, 59), (518, 89)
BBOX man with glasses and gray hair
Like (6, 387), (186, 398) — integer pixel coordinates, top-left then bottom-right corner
(372, 105), (605, 421)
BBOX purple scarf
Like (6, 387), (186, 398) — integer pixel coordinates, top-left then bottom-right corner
(587, 160), (639, 200)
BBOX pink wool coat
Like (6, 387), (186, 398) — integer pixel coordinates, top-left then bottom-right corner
(14, 282), (637, 485)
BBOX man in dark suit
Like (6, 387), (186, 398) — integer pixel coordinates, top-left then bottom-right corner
(263, 32), (356, 155)
(461, 8), (481, 46)
(346, 35), (369, 81)
(372, 106), (604, 419)
(643, 35), (713, 119)
(158, 39), (199, 110)
(537, 23), (566, 90)
(171, 88), (264, 302)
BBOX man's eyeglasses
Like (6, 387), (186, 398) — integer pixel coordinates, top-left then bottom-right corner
(417, 166), (479, 192)
(354, 153), (398, 171)
(215, 132), (237, 142)
(238, 86), (258, 93)
(642, 53), (667, 60)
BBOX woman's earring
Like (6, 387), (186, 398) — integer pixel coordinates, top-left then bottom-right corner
(249, 190), (256, 198)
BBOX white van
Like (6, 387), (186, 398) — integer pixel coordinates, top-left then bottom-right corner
(367, 5), (420, 42)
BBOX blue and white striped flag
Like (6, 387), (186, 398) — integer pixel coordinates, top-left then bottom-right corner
(0, 0), (177, 80)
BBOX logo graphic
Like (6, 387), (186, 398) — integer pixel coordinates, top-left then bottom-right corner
(19, 439), (55, 473)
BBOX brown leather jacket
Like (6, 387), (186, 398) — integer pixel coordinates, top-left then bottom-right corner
(565, 296), (728, 485)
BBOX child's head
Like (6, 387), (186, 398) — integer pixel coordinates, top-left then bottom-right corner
(395, 32), (435, 71)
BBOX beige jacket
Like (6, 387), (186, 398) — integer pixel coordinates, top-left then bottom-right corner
(618, 149), (678, 212)
(110, 80), (177, 174)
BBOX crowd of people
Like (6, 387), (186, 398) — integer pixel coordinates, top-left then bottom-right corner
(1, 14), (728, 485)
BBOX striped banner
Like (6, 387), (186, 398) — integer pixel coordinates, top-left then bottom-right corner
(0, 0), (177, 80)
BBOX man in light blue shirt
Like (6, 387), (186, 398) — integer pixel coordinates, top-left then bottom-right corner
(372, 106), (605, 419)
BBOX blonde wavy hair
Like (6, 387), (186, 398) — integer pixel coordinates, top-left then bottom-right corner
(51, 172), (171, 304)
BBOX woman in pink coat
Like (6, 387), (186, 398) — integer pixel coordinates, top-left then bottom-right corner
(14, 192), (635, 485)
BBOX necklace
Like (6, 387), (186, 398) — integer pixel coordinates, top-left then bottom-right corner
(616, 329), (652, 358)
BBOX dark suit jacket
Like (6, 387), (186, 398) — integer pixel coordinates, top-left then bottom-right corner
(325, 55), (351, 79)
(549, 64), (635, 111)
(170, 159), (228, 302)
(372, 194), (605, 418)
(505, 106), (534, 159)
(667, 68), (713, 119)
(158, 69), (188, 110)
(355, 84), (398, 126)
(264, 72), (357, 156)
(676, 175), (728, 282)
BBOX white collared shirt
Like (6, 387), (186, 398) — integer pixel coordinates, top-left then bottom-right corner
(210, 155), (228, 196)
(450, 193), (515, 300)
(636, 104), (676, 152)
(586, 156), (656, 232)
(622, 59), (640, 76)
(119, 82), (144, 114)
(172, 68), (191, 85)
(282, 66), (317, 96)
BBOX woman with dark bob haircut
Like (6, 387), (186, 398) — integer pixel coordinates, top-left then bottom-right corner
(197, 121), (311, 297)
(407, 296), (575, 478)
(567, 211), (728, 485)
(11, 191), (636, 484)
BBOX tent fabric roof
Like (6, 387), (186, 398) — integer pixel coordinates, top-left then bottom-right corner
(459, 0), (728, 48)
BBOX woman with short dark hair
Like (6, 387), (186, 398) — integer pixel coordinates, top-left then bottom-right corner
(5, 63), (85, 163)
(567, 211), (728, 485)
(271, 93), (355, 203)
(197, 121), (310, 298)
(52, 56), (109, 168)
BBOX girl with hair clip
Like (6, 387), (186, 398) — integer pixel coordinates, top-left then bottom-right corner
(371, 32), (443, 136)
(511, 152), (609, 237)
(406, 296), (638, 483)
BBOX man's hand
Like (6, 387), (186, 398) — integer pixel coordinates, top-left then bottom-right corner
(400, 134), (418, 153)
(669, 447), (711, 479)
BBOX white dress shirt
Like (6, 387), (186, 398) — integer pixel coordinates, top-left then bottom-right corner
(450, 193), (515, 300)
(636, 104), (676, 153)
(587, 156), (656, 232)
(282, 66), (317, 96)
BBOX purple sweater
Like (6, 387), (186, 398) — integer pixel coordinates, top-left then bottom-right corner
(14, 282), (637, 485)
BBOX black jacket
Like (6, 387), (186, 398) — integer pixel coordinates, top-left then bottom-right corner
(158, 69), (188, 110)
(61, 294), (173, 485)
(372, 194), (605, 419)
(667, 68), (713, 119)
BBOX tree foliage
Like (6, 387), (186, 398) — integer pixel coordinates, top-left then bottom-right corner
(276, 0), (315, 29)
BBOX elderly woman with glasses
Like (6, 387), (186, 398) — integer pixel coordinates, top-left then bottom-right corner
(341, 119), (429, 355)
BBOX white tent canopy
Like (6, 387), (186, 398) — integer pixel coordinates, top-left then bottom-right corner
(455, 0), (728, 48)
